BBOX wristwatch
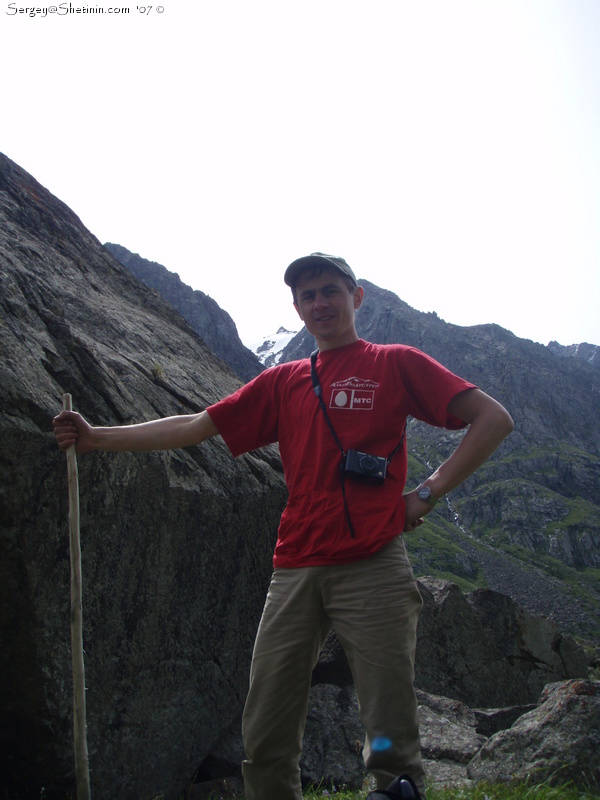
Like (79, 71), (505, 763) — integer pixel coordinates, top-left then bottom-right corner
(417, 484), (438, 507)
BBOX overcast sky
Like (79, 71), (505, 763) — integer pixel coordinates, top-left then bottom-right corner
(2, 0), (599, 348)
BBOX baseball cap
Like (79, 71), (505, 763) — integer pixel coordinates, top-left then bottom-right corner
(284, 252), (357, 288)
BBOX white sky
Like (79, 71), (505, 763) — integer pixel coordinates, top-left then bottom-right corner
(2, 0), (599, 348)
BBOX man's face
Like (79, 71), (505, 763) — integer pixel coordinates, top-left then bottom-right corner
(293, 269), (364, 350)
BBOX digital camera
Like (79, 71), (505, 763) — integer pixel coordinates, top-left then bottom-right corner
(343, 449), (387, 484)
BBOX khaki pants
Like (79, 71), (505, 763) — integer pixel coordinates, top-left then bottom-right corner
(242, 536), (425, 800)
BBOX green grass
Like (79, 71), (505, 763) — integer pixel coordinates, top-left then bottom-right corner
(426, 784), (600, 800)
(203, 782), (600, 799)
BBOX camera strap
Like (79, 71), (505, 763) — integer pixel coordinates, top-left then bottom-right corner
(310, 350), (347, 455)
(310, 350), (407, 538)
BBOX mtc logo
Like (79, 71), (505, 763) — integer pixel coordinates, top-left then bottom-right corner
(330, 389), (375, 411)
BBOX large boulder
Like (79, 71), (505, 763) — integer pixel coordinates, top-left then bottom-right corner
(301, 685), (366, 790)
(309, 578), (588, 707)
(0, 153), (287, 799)
(200, 681), (598, 795)
(415, 578), (588, 706)
(467, 679), (600, 789)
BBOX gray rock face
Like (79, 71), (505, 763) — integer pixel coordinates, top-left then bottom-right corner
(0, 153), (287, 799)
(467, 679), (600, 789)
(416, 578), (588, 707)
(301, 685), (366, 790)
(104, 242), (263, 383)
(306, 579), (588, 708)
(300, 687), (494, 793)
(300, 680), (600, 794)
(548, 340), (600, 369)
(202, 680), (598, 795)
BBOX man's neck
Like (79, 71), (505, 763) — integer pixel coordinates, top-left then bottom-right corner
(314, 332), (360, 353)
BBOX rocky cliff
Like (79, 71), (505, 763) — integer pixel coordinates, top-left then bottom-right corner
(0, 153), (287, 799)
(104, 243), (263, 383)
(548, 339), (600, 369)
(279, 282), (600, 641)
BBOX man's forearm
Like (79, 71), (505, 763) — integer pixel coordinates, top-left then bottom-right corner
(426, 389), (514, 499)
(427, 413), (512, 498)
(403, 389), (513, 531)
(90, 411), (219, 452)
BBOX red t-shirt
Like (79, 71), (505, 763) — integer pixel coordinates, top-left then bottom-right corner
(207, 339), (475, 568)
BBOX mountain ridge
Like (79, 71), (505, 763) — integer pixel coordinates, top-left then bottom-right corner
(103, 242), (263, 382)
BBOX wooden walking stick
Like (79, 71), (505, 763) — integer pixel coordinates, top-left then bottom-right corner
(63, 393), (92, 800)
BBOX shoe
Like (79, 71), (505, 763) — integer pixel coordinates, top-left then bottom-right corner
(366, 773), (421, 800)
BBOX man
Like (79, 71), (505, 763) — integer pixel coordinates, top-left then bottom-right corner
(53, 252), (514, 800)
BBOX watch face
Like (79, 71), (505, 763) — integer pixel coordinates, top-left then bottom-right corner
(418, 486), (432, 501)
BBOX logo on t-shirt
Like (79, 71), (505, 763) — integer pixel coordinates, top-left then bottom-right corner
(329, 377), (379, 411)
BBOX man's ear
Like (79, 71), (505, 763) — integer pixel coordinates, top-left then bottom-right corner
(293, 302), (303, 321)
(354, 286), (365, 310)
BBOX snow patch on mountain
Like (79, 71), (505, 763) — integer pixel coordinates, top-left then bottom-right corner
(248, 326), (299, 367)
